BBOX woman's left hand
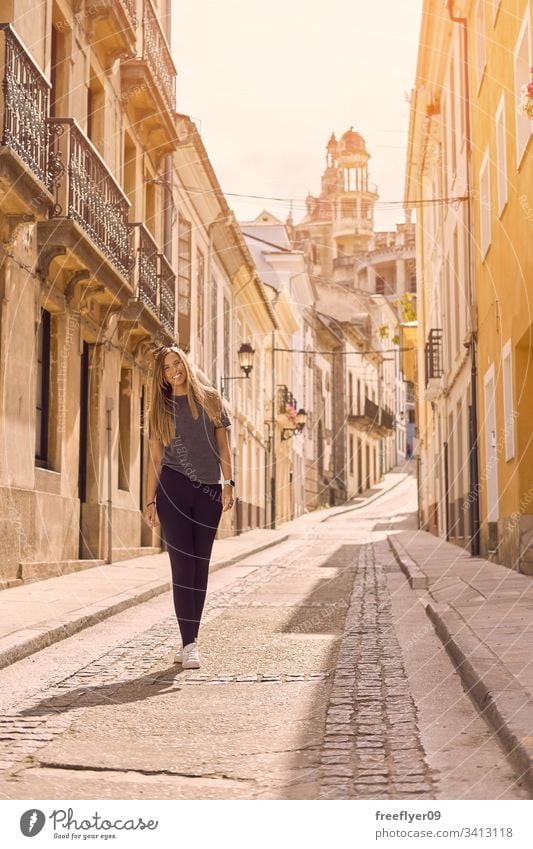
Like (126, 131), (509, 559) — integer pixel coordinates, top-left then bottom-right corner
(222, 484), (235, 512)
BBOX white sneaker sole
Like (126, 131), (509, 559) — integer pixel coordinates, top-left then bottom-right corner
(182, 658), (200, 669)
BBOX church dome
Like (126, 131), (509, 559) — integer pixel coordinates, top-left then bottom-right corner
(340, 126), (366, 152)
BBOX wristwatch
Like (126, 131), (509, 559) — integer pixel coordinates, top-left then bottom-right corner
(223, 479), (235, 487)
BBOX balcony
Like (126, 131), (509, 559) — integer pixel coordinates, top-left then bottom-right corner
(120, 0), (177, 158)
(425, 328), (443, 400)
(349, 397), (394, 437)
(126, 222), (175, 339)
(159, 251), (175, 336)
(38, 118), (132, 292)
(130, 222), (158, 314)
(86, 0), (137, 63)
(277, 384), (298, 418)
(333, 255), (355, 270)
(0, 24), (54, 216)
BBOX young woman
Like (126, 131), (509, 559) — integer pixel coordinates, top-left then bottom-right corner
(143, 345), (234, 669)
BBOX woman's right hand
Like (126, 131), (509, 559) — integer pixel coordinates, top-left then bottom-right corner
(144, 502), (159, 528)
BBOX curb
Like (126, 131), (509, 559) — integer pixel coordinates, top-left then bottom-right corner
(0, 534), (289, 672)
(426, 602), (533, 795)
(389, 537), (533, 795)
(388, 537), (428, 590)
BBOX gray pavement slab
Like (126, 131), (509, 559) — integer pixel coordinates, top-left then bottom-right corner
(390, 526), (533, 796)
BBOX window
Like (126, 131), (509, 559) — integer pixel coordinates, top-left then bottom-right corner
(196, 249), (205, 367)
(349, 434), (354, 475)
(502, 339), (515, 461)
(441, 100), (448, 196)
(348, 371), (353, 415)
(177, 216), (192, 350)
(449, 58), (457, 179)
(514, 9), (532, 167)
(495, 94), (508, 216)
(479, 149), (491, 259)
(453, 229), (461, 352)
(457, 30), (465, 138)
(50, 23), (69, 118)
(475, 0), (487, 89)
(210, 277), (218, 385)
(223, 295), (231, 390)
(448, 411), (455, 511)
(444, 257), (452, 369)
(87, 68), (105, 156)
(118, 369), (131, 491)
(35, 308), (51, 467)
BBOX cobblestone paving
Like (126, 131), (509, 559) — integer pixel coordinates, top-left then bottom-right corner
(0, 539), (326, 774)
(0, 529), (436, 799)
(318, 542), (435, 800)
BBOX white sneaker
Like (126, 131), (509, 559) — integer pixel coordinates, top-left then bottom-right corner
(175, 637), (197, 665)
(182, 641), (200, 669)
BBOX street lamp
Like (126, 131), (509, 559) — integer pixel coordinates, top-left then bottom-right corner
(281, 408), (307, 440)
(220, 342), (255, 396)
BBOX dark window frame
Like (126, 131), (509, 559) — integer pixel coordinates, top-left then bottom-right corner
(35, 308), (51, 468)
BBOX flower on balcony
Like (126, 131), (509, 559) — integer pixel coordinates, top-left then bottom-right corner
(518, 67), (533, 119)
(285, 399), (297, 419)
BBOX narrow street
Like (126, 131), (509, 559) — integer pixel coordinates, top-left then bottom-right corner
(0, 475), (528, 800)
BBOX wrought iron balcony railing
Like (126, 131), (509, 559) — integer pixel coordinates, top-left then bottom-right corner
(425, 328), (443, 386)
(349, 397), (394, 436)
(277, 384), (298, 417)
(142, 0), (176, 112)
(47, 118), (131, 275)
(129, 222), (158, 316)
(363, 396), (379, 424)
(380, 406), (394, 432)
(159, 251), (175, 336)
(0, 23), (50, 187)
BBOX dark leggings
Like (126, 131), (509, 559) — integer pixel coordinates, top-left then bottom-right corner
(155, 465), (223, 646)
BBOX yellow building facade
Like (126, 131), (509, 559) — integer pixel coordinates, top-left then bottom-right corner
(406, 0), (533, 570)
(470, 0), (533, 570)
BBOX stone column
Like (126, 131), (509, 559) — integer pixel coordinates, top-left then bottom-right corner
(396, 258), (407, 295)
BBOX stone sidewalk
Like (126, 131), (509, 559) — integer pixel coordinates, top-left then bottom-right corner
(0, 471), (410, 671)
(388, 526), (533, 795)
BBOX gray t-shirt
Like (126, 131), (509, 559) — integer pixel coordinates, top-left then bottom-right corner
(161, 395), (231, 484)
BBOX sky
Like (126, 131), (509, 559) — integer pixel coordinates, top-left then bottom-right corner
(172, 0), (424, 231)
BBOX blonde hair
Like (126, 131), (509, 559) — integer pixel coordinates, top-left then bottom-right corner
(147, 345), (226, 446)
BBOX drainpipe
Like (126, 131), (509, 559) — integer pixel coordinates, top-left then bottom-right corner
(270, 328), (277, 529)
(447, 0), (480, 555)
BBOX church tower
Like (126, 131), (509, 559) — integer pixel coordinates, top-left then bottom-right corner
(293, 128), (379, 281)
